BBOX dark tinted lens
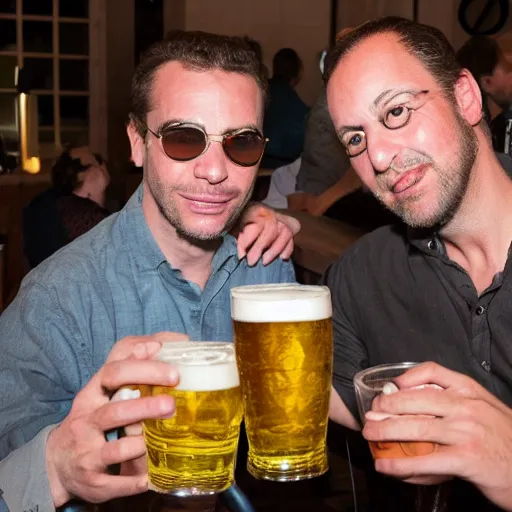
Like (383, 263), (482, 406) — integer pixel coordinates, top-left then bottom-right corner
(224, 131), (265, 166)
(161, 127), (206, 161)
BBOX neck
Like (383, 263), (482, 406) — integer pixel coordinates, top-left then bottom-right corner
(142, 182), (220, 289)
(74, 184), (106, 208)
(439, 136), (512, 292)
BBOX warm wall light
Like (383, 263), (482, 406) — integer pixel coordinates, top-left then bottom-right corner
(18, 92), (41, 174)
(24, 157), (40, 174)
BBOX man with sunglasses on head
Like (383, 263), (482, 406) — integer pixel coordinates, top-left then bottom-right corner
(321, 17), (512, 511)
(0, 31), (299, 512)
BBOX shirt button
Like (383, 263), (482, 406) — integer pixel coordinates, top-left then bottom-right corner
(476, 305), (486, 315)
(482, 361), (491, 372)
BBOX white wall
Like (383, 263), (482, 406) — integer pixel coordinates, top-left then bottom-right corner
(162, 0), (512, 104)
(337, 0), (512, 51)
(337, 0), (413, 29)
(183, 0), (331, 106)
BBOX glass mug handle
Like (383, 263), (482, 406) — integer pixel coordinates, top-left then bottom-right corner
(111, 386), (141, 401)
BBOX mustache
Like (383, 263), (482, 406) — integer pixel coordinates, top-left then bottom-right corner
(377, 153), (433, 191)
(388, 154), (432, 173)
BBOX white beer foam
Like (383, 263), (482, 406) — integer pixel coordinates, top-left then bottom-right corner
(156, 342), (239, 392)
(230, 284), (332, 323)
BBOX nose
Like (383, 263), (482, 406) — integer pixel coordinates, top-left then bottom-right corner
(193, 140), (229, 184)
(366, 128), (401, 174)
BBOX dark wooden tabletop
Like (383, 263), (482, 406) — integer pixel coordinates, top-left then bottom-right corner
(281, 210), (364, 275)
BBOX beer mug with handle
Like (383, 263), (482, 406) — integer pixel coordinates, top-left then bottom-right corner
(231, 284), (333, 481)
(139, 341), (243, 496)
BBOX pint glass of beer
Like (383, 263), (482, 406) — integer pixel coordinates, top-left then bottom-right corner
(139, 342), (243, 495)
(354, 362), (439, 459)
(231, 284), (333, 481)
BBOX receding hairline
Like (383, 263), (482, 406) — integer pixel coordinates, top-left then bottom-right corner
(325, 32), (451, 134)
(327, 31), (420, 81)
(327, 21), (463, 87)
(326, 29), (462, 102)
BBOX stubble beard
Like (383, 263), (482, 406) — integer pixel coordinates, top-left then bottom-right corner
(375, 111), (478, 230)
(146, 164), (255, 243)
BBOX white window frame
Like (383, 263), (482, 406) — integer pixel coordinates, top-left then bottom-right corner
(0, 0), (107, 160)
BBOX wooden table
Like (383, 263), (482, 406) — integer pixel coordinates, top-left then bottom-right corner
(282, 210), (364, 276)
(97, 492), (223, 511)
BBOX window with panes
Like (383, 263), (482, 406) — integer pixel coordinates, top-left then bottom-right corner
(0, 0), (92, 160)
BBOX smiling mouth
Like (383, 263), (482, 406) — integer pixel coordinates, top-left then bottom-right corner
(391, 165), (428, 195)
(180, 193), (234, 205)
(179, 193), (236, 215)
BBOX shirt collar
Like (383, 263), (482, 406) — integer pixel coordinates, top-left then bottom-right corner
(407, 225), (512, 293)
(406, 226), (447, 256)
(408, 226), (512, 262)
(122, 184), (239, 273)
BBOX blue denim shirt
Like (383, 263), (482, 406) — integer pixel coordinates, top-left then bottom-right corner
(0, 186), (294, 511)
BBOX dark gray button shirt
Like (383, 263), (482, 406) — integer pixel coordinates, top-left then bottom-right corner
(322, 224), (511, 511)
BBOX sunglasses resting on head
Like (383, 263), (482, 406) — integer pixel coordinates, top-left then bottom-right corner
(132, 115), (268, 167)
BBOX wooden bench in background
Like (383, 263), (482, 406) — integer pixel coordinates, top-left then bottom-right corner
(281, 209), (364, 281)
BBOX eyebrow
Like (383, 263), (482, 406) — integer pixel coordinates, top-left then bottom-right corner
(224, 124), (261, 135)
(372, 88), (425, 109)
(156, 118), (191, 133)
(157, 119), (261, 135)
(335, 88), (428, 137)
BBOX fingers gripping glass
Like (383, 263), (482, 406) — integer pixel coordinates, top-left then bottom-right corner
(141, 121), (267, 167)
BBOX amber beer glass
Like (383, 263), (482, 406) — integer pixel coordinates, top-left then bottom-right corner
(354, 362), (439, 459)
(231, 284), (333, 481)
(139, 342), (243, 495)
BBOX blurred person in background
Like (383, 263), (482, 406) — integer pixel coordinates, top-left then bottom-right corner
(23, 146), (110, 268)
(262, 48), (309, 168)
(262, 157), (302, 210)
(456, 35), (512, 154)
(294, 30), (355, 199)
(285, 29), (401, 230)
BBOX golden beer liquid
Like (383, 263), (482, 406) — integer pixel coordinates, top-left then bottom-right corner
(140, 384), (242, 495)
(234, 318), (333, 480)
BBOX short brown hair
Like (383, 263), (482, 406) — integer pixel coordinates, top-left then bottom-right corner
(131, 30), (267, 135)
(324, 17), (462, 101)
